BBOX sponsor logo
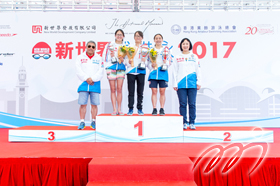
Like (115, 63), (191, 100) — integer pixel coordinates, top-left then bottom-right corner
(185, 58), (188, 61)
(171, 24), (181, 35)
(0, 53), (15, 57)
(183, 25), (237, 34)
(0, 33), (17, 37)
(101, 61), (104, 68)
(105, 17), (163, 33)
(81, 59), (88, 63)
(0, 62), (3, 65)
(32, 25), (42, 33)
(32, 42), (52, 60)
(0, 25), (11, 29)
(33, 25), (96, 34)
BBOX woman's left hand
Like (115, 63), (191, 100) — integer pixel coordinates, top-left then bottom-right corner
(197, 85), (201, 90)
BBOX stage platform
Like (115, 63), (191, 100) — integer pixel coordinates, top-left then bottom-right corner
(1, 127), (280, 186)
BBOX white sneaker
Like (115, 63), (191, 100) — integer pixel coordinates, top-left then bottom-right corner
(190, 124), (196, 130)
(183, 123), (188, 130)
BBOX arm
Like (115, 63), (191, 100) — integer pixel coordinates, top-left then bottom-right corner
(172, 56), (179, 90)
(102, 43), (110, 67)
(91, 57), (105, 82)
(76, 56), (90, 82)
(195, 55), (202, 89)
(147, 55), (154, 71)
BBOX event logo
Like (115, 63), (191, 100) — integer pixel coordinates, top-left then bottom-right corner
(0, 33), (17, 37)
(0, 53), (15, 57)
(32, 42), (51, 60)
(245, 24), (274, 35)
(32, 25), (43, 34)
(193, 141), (268, 174)
(171, 24), (181, 35)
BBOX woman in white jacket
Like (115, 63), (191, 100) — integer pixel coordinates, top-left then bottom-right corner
(147, 34), (172, 116)
(125, 31), (147, 115)
(173, 38), (201, 130)
(102, 29), (127, 115)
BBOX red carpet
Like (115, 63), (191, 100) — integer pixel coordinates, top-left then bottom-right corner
(1, 128), (280, 185)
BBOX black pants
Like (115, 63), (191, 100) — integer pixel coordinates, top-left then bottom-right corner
(127, 74), (145, 110)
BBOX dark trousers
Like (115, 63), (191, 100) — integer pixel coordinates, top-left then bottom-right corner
(177, 88), (197, 124)
(127, 74), (145, 110)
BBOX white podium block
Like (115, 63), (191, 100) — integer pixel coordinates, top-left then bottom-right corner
(183, 127), (273, 143)
(9, 126), (95, 142)
(96, 114), (184, 142)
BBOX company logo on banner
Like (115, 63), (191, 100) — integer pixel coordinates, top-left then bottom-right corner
(0, 53), (15, 57)
(183, 25), (237, 34)
(0, 33), (17, 37)
(171, 24), (181, 35)
(105, 17), (163, 33)
(0, 25), (11, 29)
(32, 25), (97, 34)
(32, 42), (52, 60)
(245, 24), (274, 35)
(32, 25), (42, 33)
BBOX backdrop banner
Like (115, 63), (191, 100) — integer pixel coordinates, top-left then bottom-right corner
(0, 12), (279, 128)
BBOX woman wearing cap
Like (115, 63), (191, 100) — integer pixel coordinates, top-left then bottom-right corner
(173, 38), (201, 130)
(147, 34), (172, 116)
(125, 31), (147, 116)
(102, 29), (127, 115)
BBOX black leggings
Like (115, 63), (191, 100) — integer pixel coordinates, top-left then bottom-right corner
(127, 74), (145, 110)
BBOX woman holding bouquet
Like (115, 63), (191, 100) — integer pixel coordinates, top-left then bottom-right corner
(173, 38), (201, 130)
(148, 33), (172, 116)
(102, 29), (127, 115)
(125, 31), (147, 116)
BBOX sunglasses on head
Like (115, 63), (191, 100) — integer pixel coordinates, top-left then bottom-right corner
(88, 45), (95, 49)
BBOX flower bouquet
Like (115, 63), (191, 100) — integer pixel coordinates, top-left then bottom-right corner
(126, 47), (136, 67)
(149, 48), (158, 69)
(118, 45), (128, 64)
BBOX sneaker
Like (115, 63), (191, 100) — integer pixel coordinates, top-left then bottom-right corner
(90, 121), (96, 130)
(78, 122), (85, 130)
(183, 123), (188, 130)
(152, 108), (157, 115)
(138, 109), (144, 115)
(127, 109), (133, 116)
(159, 108), (165, 116)
(190, 124), (196, 130)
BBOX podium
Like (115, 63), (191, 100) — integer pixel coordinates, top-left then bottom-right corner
(8, 114), (274, 143)
(96, 114), (183, 142)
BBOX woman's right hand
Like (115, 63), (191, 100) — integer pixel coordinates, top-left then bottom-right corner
(173, 87), (178, 91)
(151, 63), (157, 68)
(129, 59), (132, 64)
